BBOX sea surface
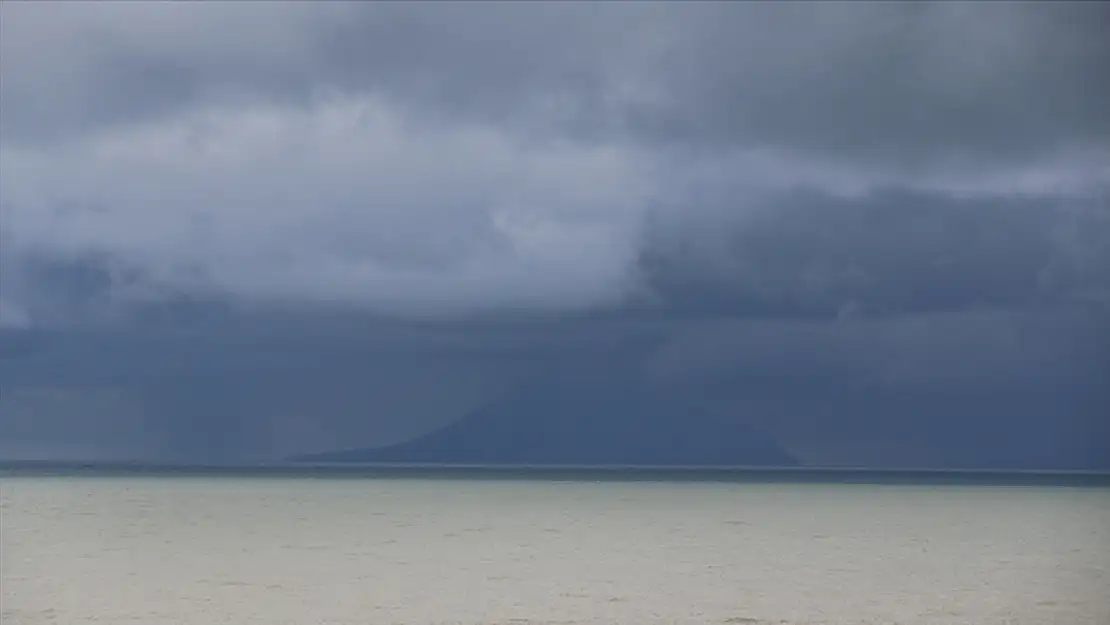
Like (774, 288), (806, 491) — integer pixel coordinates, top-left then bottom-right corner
(2, 469), (1109, 625)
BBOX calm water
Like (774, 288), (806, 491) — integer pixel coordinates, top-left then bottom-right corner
(2, 472), (1108, 625)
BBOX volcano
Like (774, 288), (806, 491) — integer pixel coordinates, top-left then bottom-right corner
(294, 372), (798, 467)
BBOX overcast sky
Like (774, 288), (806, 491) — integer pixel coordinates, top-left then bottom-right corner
(0, 2), (1107, 467)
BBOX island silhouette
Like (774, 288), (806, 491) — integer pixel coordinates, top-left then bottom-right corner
(293, 371), (798, 467)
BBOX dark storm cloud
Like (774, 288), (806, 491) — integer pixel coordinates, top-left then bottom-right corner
(2, 308), (1106, 466)
(637, 309), (1110, 469)
(631, 2), (1110, 167)
(2, 2), (1107, 321)
(637, 187), (1110, 318)
(0, 314), (669, 461)
(1, 2), (1108, 468)
(0, 2), (645, 146)
(5, 3), (1108, 162)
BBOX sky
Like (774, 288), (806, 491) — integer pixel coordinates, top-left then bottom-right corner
(1, 1), (1108, 468)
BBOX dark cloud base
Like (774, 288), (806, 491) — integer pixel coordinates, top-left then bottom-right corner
(2, 3), (1108, 469)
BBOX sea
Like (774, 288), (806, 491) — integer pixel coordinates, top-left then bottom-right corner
(2, 466), (1109, 625)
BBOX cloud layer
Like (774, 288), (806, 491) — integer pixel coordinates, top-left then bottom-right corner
(1, 2), (1108, 324)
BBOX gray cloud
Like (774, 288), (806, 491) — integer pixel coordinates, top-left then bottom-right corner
(5, 3), (1107, 162)
(2, 2), (1107, 471)
(0, 96), (651, 318)
(3, 2), (1108, 322)
(1, 308), (1105, 466)
(632, 3), (1110, 167)
(0, 314), (666, 462)
(1, 2), (1108, 467)
(637, 187), (1110, 318)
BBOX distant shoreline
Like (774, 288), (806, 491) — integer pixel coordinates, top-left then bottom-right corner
(2, 461), (1108, 487)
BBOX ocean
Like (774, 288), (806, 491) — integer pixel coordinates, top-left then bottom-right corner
(2, 468), (1108, 625)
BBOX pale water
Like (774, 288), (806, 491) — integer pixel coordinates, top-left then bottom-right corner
(2, 474), (1108, 625)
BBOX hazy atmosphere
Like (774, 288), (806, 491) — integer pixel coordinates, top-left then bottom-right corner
(1, 2), (1108, 469)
